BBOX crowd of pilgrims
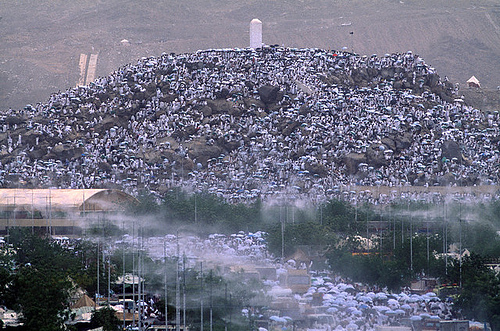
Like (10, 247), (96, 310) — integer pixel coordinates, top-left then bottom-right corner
(1, 46), (499, 204)
(109, 231), (460, 330)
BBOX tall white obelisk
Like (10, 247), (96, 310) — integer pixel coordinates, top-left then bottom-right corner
(249, 18), (262, 48)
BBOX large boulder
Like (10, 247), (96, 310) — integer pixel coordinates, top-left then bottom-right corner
(175, 154), (195, 172)
(282, 121), (300, 136)
(394, 132), (412, 151)
(95, 116), (125, 132)
(343, 153), (368, 175)
(243, 97), (266, 110)
(28, 145), (48, 160)
(298, 104), (310, 115)
(218, 140), (240, 153)
(381, 137), (396, 152)
(98, 162), (112, 172)
(186, 138), (223, 166)
(5, 116), (25, 125)
(305, 163), (328, 177)
(366, 146), (388, 168)
(326, 74), (342, 85)
(206, 99), (235, 114)
(380, 68), (395, 79)
(142, 150), (164, 165)
(426, 73), (440, 88)
(436, 172), (457, 186)
(200, 105), (213, 117)
(215, 87), (230, 99)
(351, 68), (369, 84)
(258, 85), (282, 104)
(441, 140), (461, 161)
(382, 132), (412, 153)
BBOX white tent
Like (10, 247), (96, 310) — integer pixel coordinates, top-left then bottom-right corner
(467, 76), (480, 88)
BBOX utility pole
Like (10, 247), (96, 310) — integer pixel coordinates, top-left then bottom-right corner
(176, 233), (180, 331)
(183, 254), (186, 331)
(200, 262), (204, 331)
(122, 222), (126, 330)
(210, 272), (213, 331)
(164, 240), (168, 330)
(281, 200), (285, 262)
(410, 203), (413, 273)
(107, 252), (110, 304)
(138, 231), (142, 331)
(224, 284), (228, 331)
(97, 237), (100, 305)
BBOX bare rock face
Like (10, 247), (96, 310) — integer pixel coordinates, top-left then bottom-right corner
(365, 146), (388, 168)
(186, 138), (223, 166)
(441, 140), (462, 162)
(305, 162), (328, 177)
(206, 99), (236, 114)
(258, 85), (282, 105)
(394, 132), (413, 151)
(343, 153), (368, 175)
(2, 47), (498, 192)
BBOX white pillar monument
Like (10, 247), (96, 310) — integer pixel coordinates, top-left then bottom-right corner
(249, 18), (262, 48)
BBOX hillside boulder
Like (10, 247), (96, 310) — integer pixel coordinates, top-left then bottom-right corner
(258, 85), (282, 104)
(186, 138), (223, 166)
(441, 140), (461, 161)
(343, 153), (368, 175)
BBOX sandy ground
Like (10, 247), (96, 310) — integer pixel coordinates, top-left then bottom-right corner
(1, 0), (500, 110)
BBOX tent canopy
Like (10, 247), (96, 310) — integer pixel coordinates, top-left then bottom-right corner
(467, 76), (480, 88)
(0, 189), (137, 212)
(72, 294), (96, 309)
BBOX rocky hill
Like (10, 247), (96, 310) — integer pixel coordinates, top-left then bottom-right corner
(0, 47), (499, 202)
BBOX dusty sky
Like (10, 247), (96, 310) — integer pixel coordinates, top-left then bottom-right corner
(1, 0), (500, 110)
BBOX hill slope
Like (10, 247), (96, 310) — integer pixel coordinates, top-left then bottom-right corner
(0, 47), (498, 202)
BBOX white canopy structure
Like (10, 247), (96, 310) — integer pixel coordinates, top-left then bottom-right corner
(0, 189), (137, 235)
(467, 75), (480, 88)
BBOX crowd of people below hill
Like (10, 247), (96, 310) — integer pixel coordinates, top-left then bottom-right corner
(1, 46), (499, 204)
(105, 231), (460, 330)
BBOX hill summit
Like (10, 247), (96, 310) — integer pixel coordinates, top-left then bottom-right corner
(1, 47), (499, 202)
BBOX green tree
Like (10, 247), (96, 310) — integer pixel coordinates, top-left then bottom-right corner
(7, 229), (82, 330)
(0, 242), (15, 308)
(14, 266), (73, 330)
(447, 254), (500, 330)
(326, 236), (400, 288)
(131, 189), (160, 215)
(266, 221), (336, 258)
(72, 240), (100, 295)
(90, 306), (121, 331)
(320, 199), (359, 234)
